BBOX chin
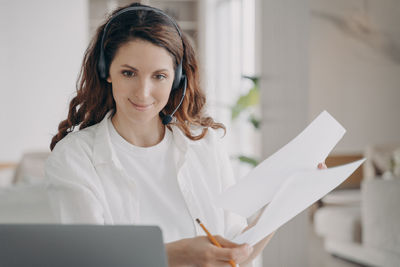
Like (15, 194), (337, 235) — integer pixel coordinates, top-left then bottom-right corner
(127, 111), (161, 125)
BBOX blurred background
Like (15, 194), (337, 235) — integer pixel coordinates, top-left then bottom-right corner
(0, 0), (399, 266)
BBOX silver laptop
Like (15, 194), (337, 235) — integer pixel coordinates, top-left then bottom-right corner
(0, 224), (168, 267)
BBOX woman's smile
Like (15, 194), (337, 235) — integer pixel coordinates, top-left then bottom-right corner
(128, 98), (154, 111)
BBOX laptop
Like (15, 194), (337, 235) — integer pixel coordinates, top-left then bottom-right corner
(0, 224), (168, 267)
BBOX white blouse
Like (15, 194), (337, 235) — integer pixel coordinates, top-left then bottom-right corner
(45, 111), (247, 241)
(108, 118), (195, 242)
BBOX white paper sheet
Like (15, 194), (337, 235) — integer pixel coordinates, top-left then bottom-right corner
(232, 159), (365, 245)
(215, 110), (346, 217)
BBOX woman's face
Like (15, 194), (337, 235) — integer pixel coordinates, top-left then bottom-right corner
(107, 39), (175, 126)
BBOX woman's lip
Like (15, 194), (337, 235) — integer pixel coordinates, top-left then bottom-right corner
(129, 99), (153, 111)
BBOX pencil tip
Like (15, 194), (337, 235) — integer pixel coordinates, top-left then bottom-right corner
(195, 218), (201, 224)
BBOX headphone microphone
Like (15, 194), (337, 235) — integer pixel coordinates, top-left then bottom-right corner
(97, 5), (187, 125)
(160, 74), (187, 125)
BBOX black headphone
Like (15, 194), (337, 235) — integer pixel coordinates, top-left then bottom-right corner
(97, 5), (187, 125)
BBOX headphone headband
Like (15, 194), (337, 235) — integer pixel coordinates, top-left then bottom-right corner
(98, 4), (185, 88)
(101, 6), (183, 43)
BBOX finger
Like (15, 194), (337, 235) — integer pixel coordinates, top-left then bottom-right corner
(214, 235), (241, 248)
(213, 235), (253, 262)
(214, 260), (235, 267)
(216, 260), (238, 267)
(318, 162), (327, 169)
(213, 244), (253, 262)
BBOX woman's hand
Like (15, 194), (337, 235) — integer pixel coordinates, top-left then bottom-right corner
(318, 162), (327, 170)
(167, 162), (327, 267)
(166, 235), (253, 267)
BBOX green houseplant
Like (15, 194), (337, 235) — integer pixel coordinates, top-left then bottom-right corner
(231, 75), (261, 167)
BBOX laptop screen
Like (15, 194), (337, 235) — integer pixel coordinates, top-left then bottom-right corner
(0, 224), (167, 267)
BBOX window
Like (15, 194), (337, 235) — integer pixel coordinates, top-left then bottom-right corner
(204, 0), (259, 179)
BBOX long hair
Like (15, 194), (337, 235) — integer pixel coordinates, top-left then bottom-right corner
(50, 2), (225, 151)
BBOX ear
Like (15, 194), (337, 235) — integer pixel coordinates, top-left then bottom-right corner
(107, 76), (111, 83)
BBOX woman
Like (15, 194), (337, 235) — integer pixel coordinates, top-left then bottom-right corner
(46, 2), (325, 266)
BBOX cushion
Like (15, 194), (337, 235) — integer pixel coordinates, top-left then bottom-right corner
(0, 167), (15, 188)
(362, 179), (400, 254)
(0, 182), (55, 223)
(13, 151), (50, 184)
(363, 144), (400, 180)
(314, 205), (361, 243)
(321, 189), (361, 205)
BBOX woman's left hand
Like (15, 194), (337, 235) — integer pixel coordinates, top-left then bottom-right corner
(318, 162), (327, 170)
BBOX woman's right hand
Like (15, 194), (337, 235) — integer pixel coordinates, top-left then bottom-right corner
(166, 235), (253, 267)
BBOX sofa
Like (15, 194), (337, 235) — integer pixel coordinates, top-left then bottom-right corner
(314, 145), (400, 267)
(0, 151), (55, 224)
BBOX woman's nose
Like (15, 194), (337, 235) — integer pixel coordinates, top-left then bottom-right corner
(134, 77), (152, 99)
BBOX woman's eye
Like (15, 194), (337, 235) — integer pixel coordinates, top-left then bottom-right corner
(155, 74), (167, 80)
(121, 70), (134, 77)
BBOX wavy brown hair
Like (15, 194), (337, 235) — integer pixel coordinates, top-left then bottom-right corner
(50, 2), (225, 151)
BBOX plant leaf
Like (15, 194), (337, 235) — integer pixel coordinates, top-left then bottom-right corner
(231, 87), (259, 119)
(237, 155), (259, 167)
(249, 115), (261, 129)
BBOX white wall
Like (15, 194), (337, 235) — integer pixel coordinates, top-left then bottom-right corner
(257, 0), (310, 266)
(257, 0), (400, 266)
(0, 0), (88, 162)
(309, 0), (400, 153)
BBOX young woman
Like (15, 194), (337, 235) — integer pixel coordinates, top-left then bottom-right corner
(46, 2), (325, 266)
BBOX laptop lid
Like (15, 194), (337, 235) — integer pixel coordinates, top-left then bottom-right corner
(0, 224), (168, 267)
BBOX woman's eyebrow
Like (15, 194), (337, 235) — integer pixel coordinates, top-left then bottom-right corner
(121, 64), (138, 71)
(153, 68), (170, 73)
(120, 64), (170, 73)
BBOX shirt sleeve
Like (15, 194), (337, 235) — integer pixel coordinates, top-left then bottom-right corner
(45, 137), (105, 224)
(212, 129), (248, 240)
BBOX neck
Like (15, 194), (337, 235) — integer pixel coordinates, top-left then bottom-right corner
(111, 112), (165, 147)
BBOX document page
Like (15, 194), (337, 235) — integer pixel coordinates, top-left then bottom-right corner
(214, 111), (365, 245)
(216, 111), (346, 217)
(232, 159), (364, 245)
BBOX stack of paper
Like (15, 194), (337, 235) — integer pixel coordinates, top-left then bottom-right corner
(216, 111), (365, 245)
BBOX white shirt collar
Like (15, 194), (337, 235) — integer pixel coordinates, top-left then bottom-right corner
(92, 110), (189, 169)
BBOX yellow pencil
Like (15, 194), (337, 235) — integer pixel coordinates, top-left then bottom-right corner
(195, 218), (236, 267)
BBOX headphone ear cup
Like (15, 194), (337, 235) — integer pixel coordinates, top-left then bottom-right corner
(172, 61), (183, 91)
(98, 51), (107, 79)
